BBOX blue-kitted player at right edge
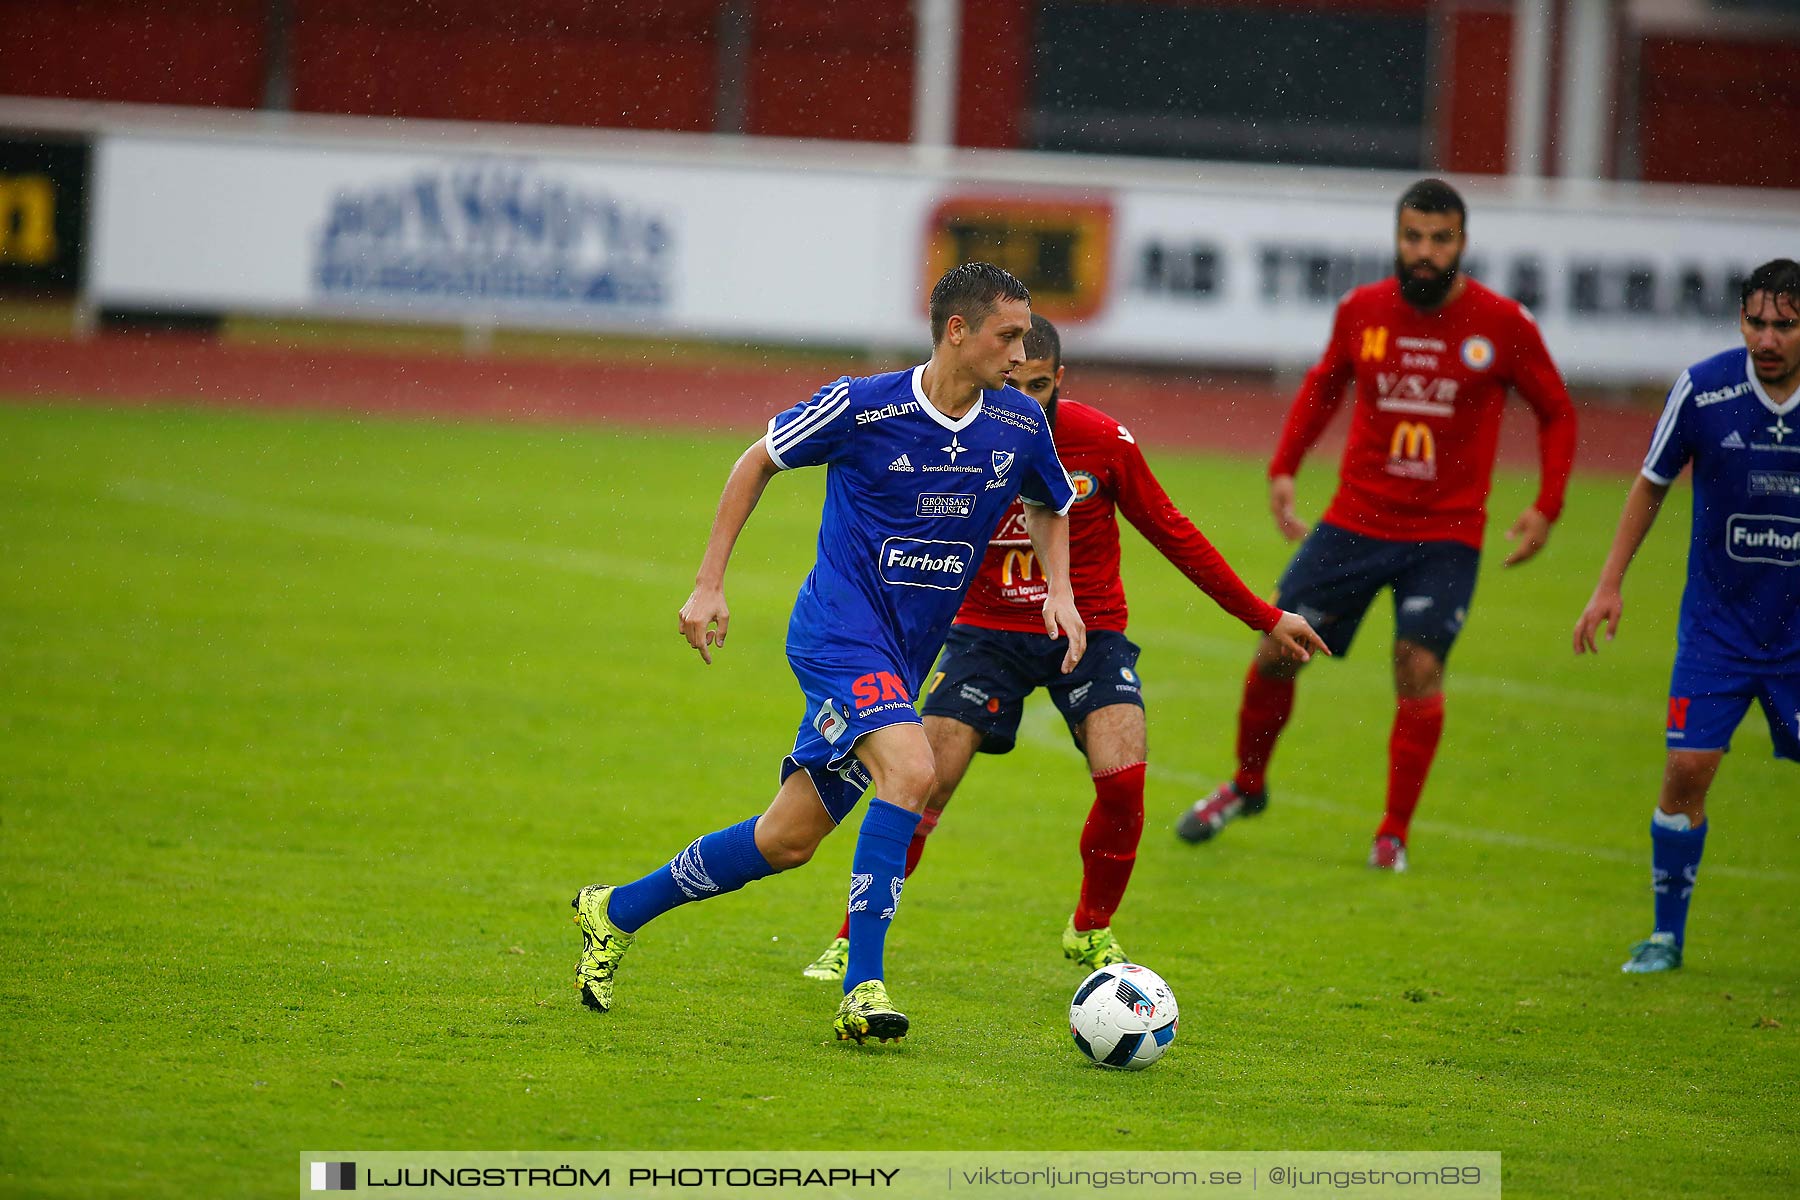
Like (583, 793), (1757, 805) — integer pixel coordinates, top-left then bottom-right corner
(1574, 258), (1800, 974)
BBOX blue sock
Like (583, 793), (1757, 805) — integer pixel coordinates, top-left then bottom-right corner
(608, 816), (774, 934)
(1650, 810), (1707, 946)
(844, 798), (921, 991)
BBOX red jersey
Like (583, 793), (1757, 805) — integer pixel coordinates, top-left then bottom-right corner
(956, 398), (1280, 636)
(1270, 277), (1577, 548)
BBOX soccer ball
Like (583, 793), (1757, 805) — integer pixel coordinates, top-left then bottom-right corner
(1069, 963), (1178, 1070)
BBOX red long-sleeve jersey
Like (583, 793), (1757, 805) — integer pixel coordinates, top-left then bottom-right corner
(1270, 277), (1577, 548)
(956, 398), (1280, 636)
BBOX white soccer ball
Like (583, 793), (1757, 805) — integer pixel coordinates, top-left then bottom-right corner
(1069, 963), (1178, 1070)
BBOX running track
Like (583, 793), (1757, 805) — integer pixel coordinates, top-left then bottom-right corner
(0, 332), (1656, 474)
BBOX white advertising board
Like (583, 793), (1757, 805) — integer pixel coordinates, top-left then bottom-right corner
(1089, 184), (1797, 378)
(88, 126), (1800, 381)
(91, 135), (931, 346)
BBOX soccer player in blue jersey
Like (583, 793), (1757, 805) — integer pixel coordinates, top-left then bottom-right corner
(1574, 258), (1800, 974)
(570, 263), (1082, 1041)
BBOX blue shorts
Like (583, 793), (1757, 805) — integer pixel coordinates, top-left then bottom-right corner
(780, 647), (924, 824)
(1666, 658), (1800, 762)
(1275, 522), (1480, 660)
(920, 626), (1144, 756)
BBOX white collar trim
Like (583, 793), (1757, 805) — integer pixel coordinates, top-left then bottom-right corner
(911, 365), (985, 432)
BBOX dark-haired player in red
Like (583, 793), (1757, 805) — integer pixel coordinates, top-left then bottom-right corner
(802, 316), (1326, 980)
(1177, 178), (1577, 871)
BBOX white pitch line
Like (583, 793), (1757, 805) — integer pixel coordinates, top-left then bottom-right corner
(109, 478), (684, 587)
(1013, 706), (1795, 883)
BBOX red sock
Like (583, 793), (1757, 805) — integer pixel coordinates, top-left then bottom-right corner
(836, 807), (940, 940)
(1073, 762), (1146, 932)
(1379, 693), (1445, 843)
(1233, 665), (1296, 795)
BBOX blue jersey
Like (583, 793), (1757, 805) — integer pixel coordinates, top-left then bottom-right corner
(1643, 347), (1800, 670)
(766, 365), (1075, 689)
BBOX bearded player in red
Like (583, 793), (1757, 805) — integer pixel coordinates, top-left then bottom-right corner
(802, 316), (1327, 980)
(1178, 178), (1578, 871)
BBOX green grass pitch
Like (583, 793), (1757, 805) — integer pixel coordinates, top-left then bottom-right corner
(1, 401), (1793, 1198)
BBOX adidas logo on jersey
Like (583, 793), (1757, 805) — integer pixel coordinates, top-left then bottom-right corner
(1721, 431), (1746, 449)
(889, 455), (915, 472)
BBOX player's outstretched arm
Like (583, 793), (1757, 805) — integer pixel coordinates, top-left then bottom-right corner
(679, 439), (782, 665)
(1573, 474), (1670, 655)
(1269, 474), (1310, 541)
(1501, 506), (1552, 567)
(1266, 610), (1330, 663)
(1508, 315), (1578, 569)
(1024, 503), (1086, 673)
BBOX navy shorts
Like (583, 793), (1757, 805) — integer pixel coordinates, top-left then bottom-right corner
(1275, 521), (1480, 660)
(780, 647), (924, 824)
(1667, 657), (1800, 762)
(920, 626), (1144, 755)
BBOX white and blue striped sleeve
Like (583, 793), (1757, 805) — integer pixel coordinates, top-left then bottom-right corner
(1641, 370), (1693, 486)
(1016, 418), (1077, 516)
(764, 376), (854, 470)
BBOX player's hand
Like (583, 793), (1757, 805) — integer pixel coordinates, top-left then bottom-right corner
(1573, 585), (1623, 655)
(1503, 507), (1552, 567)
(678, 584), (730, 665)
(1044, 591), (1087, 674)
(1267, 610), (1331, 663)
(1269, 475), (1309, 542)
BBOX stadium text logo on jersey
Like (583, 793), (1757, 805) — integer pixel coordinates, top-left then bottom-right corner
(1069, 471), (1100, 503)
(1460, 336), (1495, 370)
(1361, 327), (1389, 361)
(1725, 514), (1800, 566)
(1387, 422), (1437, 480)
(880, 538), (974, 589)
(918, 493), (975, 518)
(314, 159), (675, 313)
(1694, 380), (1752, 407)
(857, 401), (921, 425)
(924, 196), (1113, 323)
